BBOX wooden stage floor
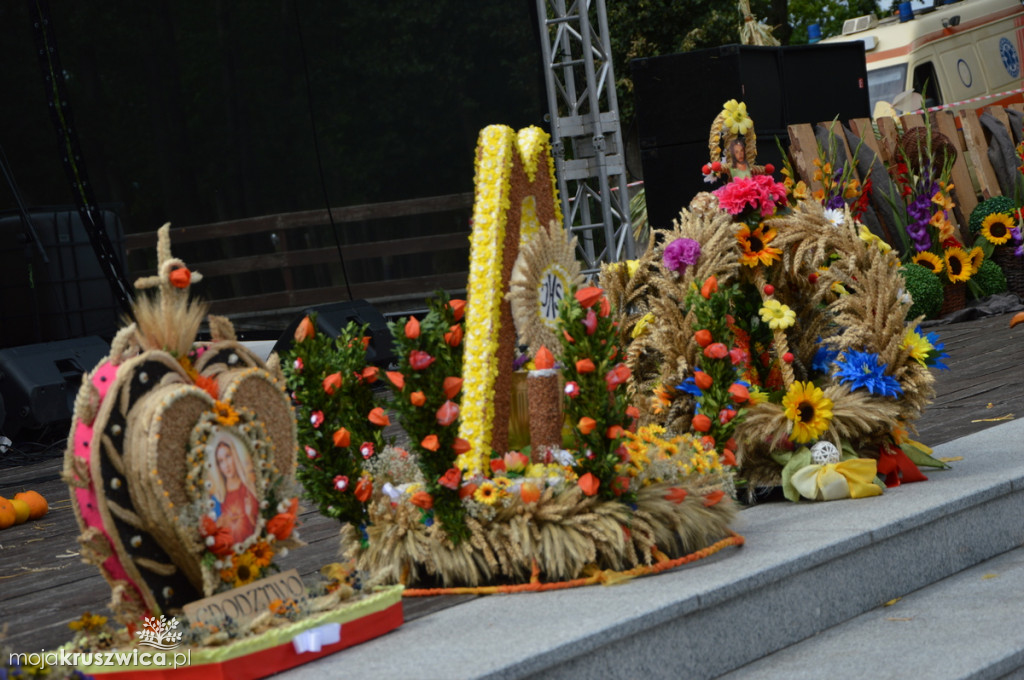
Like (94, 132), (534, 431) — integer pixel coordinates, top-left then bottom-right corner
(2, 311), (1023, 654)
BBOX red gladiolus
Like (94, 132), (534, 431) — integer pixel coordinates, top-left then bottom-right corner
(583, 308), (598, 335)
(421, 434), (440, 451)
(695, 371), (713, 390)
(354, 477), (373, 502)
(444, 324), (463, 347)
(294, 316), (315, 342)
(386, 371), (405, 389)
(604, 363), (631, 391)
(534, 345), (555, 370)
(701, 276), (718, 299)
(578, 416), (597, 435)
(575, 286), (603, 308)
(409, 350), (435, 371)
(322, 372), (342, 395)
(405, 316), (420, 339)
(452, 437), (472, 454)
(728, 383), (749, 403)
(438, 467), (462, 490)
(694, 329), (713, 347)
(448, 299), (466, 321)
(443, 376), (463, 400)
(410, 491), (433, 509)
(575, 358), (596, 374)
(578, 472), (600, 496)
(704, 343), (729, 360)
(692, 414), (712, 432)
(368, 407), (390, 427)
(410, 391), (426, 406)
(436, 400), (460, 426)
(169, 267), (191, 289)
(332, 427), (351, 448)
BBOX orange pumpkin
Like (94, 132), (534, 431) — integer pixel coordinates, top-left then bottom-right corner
(10, 498), (30, 524)
(0, 497), (15, 530)
(14, 490), (48, 520)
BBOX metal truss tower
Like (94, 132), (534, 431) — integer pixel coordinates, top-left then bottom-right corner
(535, 0), (635, 275)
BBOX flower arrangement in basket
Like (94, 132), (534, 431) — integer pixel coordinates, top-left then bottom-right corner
(968, 194), (1024, 297)
(883, 122), (982, 309)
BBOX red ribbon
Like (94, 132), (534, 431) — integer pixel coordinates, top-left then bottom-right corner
(876, 444), (927, 488)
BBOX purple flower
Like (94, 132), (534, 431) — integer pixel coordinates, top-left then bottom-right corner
(825, 194), (846, 210)
(663, 238), (701, 273)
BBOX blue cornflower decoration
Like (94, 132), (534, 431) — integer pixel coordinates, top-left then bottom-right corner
(812, 344), (839, 374)
(676, 368), (705, 398)
(923, 330), (950, 370)
(835, 350), (903, 397)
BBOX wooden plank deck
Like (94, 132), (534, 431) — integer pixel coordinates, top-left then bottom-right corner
(2, 311), (1023, 653)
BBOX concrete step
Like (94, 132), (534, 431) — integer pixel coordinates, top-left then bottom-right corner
(719, 545), (1024, 680)
(281, 417), (1024, 680)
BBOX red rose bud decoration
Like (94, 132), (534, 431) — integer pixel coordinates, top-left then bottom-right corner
(564, 381), (580, 398)
(578, 472), (600, 496)
(359, 442), (375, 459)
(169, 267), (191, 289)
(409, 350), (435, 371)
(583, 308), (598, 335)
(701, 276), (718, 299)
(694, 329), (713, 347)
(443, 376), (463, 400)
(578, 416), (597, 435)
(444, 324), (463, 347)
(718, 408), (737, 425)
(695, 371), (713, 390)
(410, 391), (426, 406)
(453, 437), (472, 454)
(421, 434), (440, 451)
(355, 477), (373, 502)
(763, 284), (775, 295)
(728, 383), (749, 403)
(534, 345), (555, 370)
(322, 372), (342, 395)
(200, 516), (233, 557)
(368, 407), (391, 426)
(490, 457), (507, 474)
(294, 316), (315, 342)
(704, 343), (729, 360)
(310, 410), (324, 428)
(436, 400), (460, 426)
(729, 347), (747, 365)
(266, 498), (298, 541)
(692, 414), (712, 432)
(448, 299), (466, 321)
(438, 467), (462, 490)
(575, 286), (603, 308)
(575, 358), (596, 374)
(304, 445), (320, 460)
(332, 427), (351, 448)
(333, 475), (349, 492)
(604, 363), (631, 391)
(386, 371), (405, 389)
(404, 316), (420, 339)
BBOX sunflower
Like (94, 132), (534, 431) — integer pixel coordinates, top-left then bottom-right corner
(249, 540), (274, 568)
(943, 247), (972, 283)
(969, 246), (984, 273)
(736, 224), (782, 267)
(911, 251), (943, 274)
(759, 299), (796, 330)
(213, 400), (240, 426)
(473, 482), (500, 505)
(231, 552), (261, 587)
(782, 381), (833, 444)
(980, 213), (1014, 245)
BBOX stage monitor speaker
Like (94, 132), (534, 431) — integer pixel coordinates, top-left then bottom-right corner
(779, 42), (870, 125)
(0, 207), (126, 349)
(639, 135), (787, 232)
(272, 299), (396, 368)
(0, 336), (110, 438)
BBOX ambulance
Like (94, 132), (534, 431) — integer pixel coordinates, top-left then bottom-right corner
(820, 0), (1024, 114)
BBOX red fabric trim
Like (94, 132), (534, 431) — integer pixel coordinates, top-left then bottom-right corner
(89, 601), (403, 680)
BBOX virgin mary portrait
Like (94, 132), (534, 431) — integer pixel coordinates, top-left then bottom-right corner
(206, 432), (260, 545)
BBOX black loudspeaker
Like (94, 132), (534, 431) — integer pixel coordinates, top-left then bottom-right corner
(272, 299), (396, 368)
(0, 207), (126, 349)
(631, 42), (869, 229)
(0, 336), (110, 437)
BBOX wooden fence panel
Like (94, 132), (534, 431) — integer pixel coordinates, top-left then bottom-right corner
(959, 109), (1002, 200)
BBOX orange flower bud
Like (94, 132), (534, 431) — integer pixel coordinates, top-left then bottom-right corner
(443, 376), (463, 400)
(368, 407), (391, 427)
(701, 276), (718, 299)
(578, 416), (597, 435)
(322, 372), (342, 395)
(520, 483), (541, 504)
(405, 316), (420, 339)
(695, 372), (713, 390)
(691, 414), (712, 432)
(575, 358), (596, 374)
(578, 472), (600, 496)
(332, 427), (351, 448)
(448, 299), (466, 321)
(444, 324), (463, 347)
(410, 391), (426, 406)
(409, 491), (433, 509)
(421, 434), (440, 451)
(694, 329), (713, 347)
(575, 286), (603, 308)
(452, 437), (472, 454)
(169, 267), (191, 289)
(386, 371), (405, 390)
(294, 316), (315, 342)
(534, 345), (555, 370)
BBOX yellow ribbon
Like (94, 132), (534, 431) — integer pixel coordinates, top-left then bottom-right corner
(791, 459), (883, 501)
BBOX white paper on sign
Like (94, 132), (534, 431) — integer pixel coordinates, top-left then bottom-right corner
(292, 622), (342, 654)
